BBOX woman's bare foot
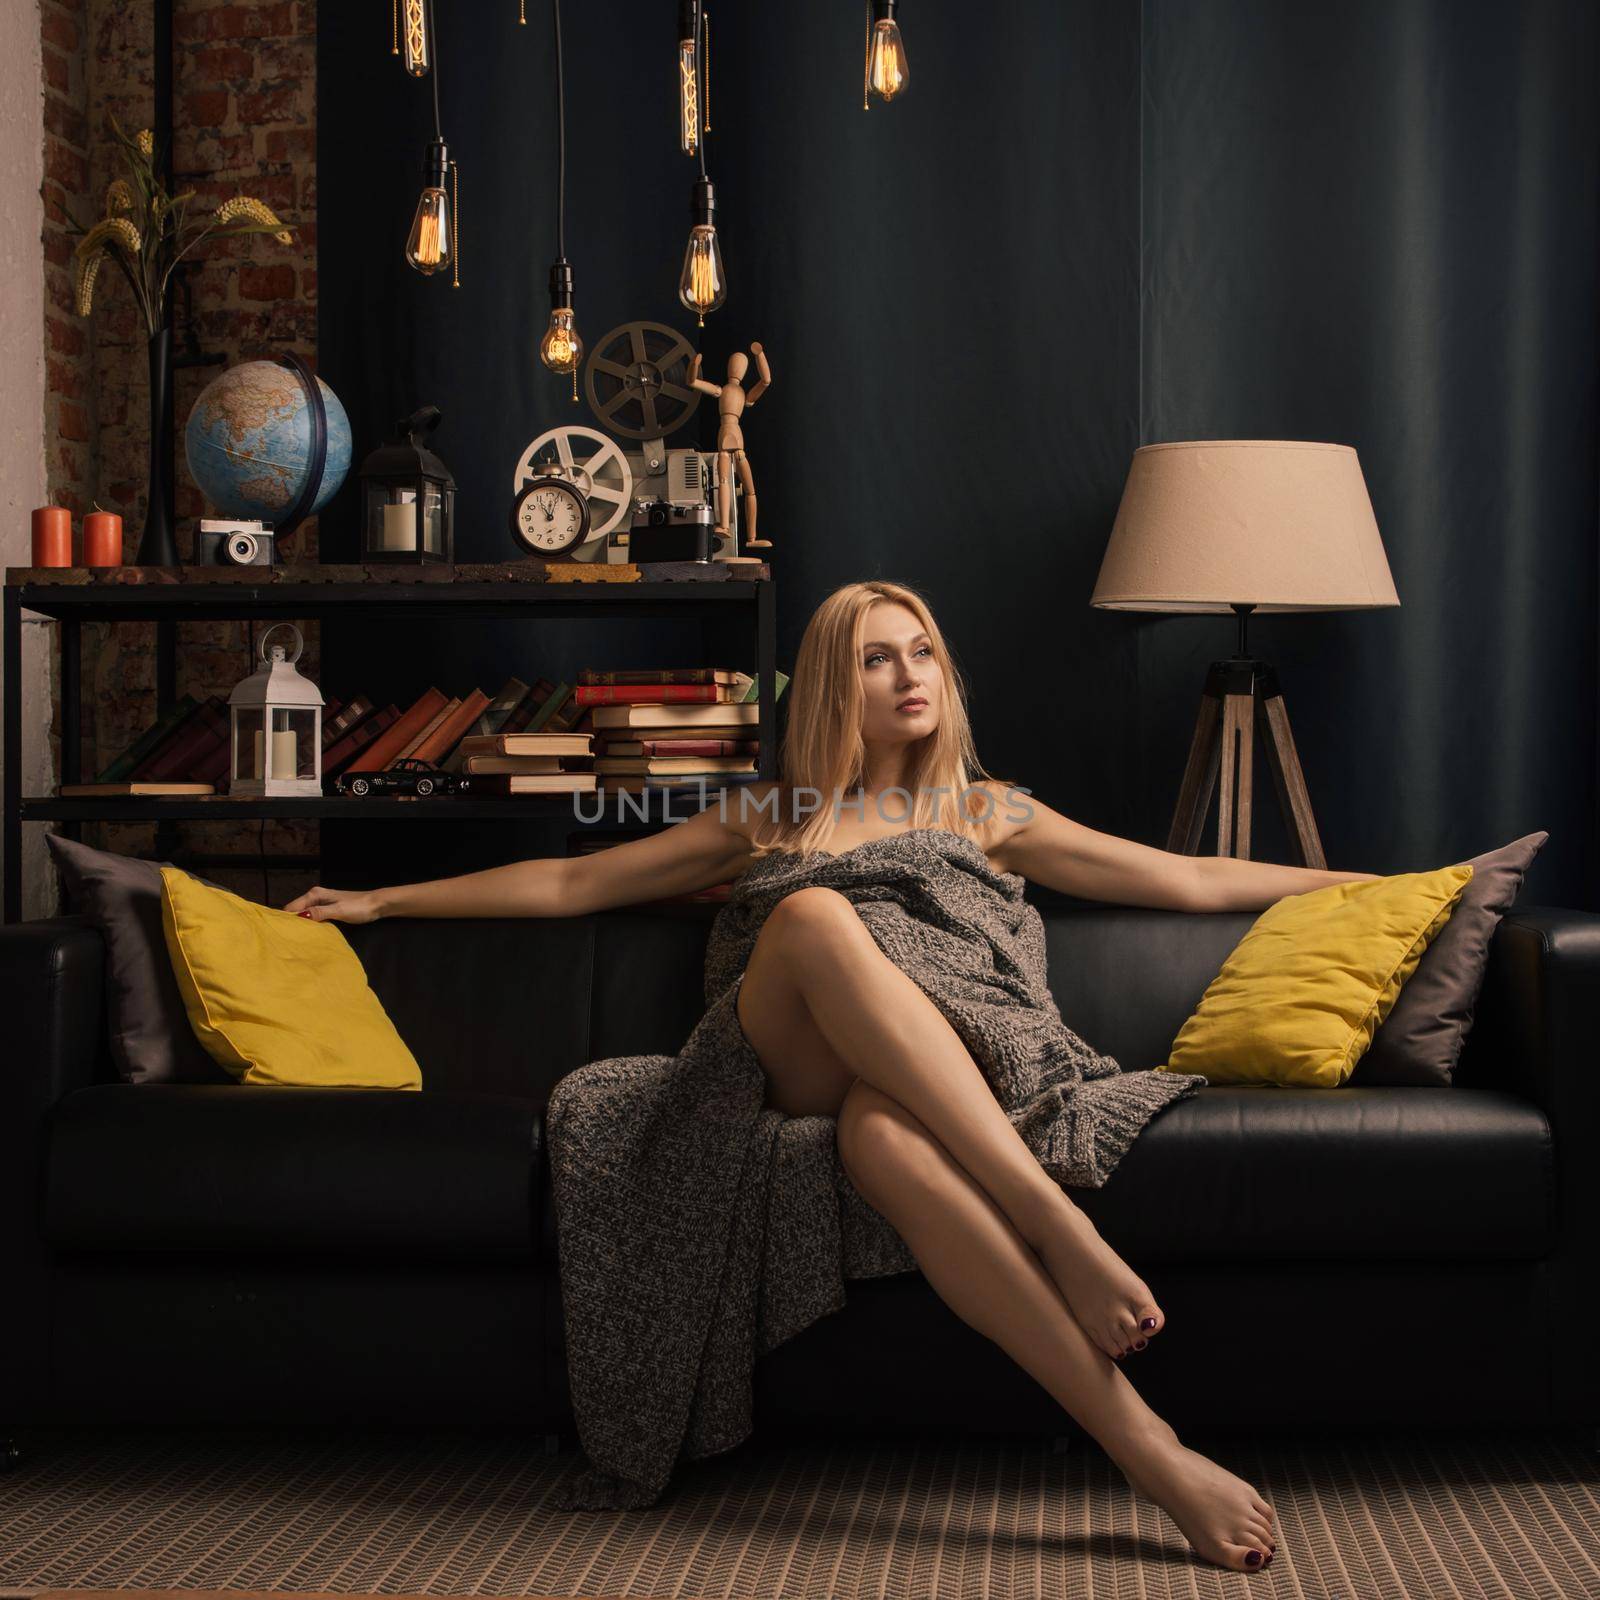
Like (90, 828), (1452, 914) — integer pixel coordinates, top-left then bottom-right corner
(1027, 1200), (1164, 1360)
(1115, 1421), (1278, 1572)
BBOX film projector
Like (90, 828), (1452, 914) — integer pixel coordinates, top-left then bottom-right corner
(509, 320), (758, 567)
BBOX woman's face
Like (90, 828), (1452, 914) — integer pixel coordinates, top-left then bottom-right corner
(858, 602), (941, 744)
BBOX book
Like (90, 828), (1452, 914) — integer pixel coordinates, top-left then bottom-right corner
(573, 682), (749, 706)
(389, 697), (459, 765)
(135, 697), (229, 782)
(594, 755), (756, 774)
(591, 701), (760, 730)
(191, 728), (237, 786)
(577, 667), (752, 687)
(456, 731), (594, 758)
(527, 682), (576, 732)
(598, 737), (760, 757)
(97, 695), (200, 783)
(58, 782), (216, 796)
(468, 772), (599, 795)
(411, 688), (492, 766)
(324, 704), (402, 777)
(739, 669), (790, 705)
(505, 678), (558, 735)
(322, 695), (374, 747)
(344, 687), (448, 773)
(475, 676), (533, 737)
(462, 754), (595, 774)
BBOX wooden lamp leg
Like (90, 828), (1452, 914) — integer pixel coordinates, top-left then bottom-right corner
(1167, 659), (1326, 867)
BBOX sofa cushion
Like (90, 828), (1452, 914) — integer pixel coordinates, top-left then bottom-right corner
(44, 1084), (543, 1259)
(536, 1083), (1552, 1266)
(1070, 1085), (1552, 1262)
(46, 834), (232, 1086)
(1160, 863), (1476, 1087)
(1355, 831), (1548, 1086)
(160, 868), (422, 1089)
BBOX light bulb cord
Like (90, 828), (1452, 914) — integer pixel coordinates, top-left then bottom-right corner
(427, 0), (442, 141)
(554, 0), (566, 259)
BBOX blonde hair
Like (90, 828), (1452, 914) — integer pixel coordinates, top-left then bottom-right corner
(740, 580), (1018, 859)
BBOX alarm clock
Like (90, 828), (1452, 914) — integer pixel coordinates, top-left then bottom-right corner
(510, 471), (591, 556)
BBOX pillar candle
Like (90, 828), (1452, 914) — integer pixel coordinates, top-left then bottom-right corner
(31, 506), (71, 567)
(83, 510), (122, 567)
(380, 502), (417, 551)
(253, 728), (302, 779)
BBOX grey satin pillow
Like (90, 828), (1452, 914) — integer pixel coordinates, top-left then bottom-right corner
(47, 833), (233, 1085)
(1354, 830), (1549, 1087)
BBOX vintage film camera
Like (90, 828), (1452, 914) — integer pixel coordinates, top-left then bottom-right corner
(196, 519), (277, 567)
(509, 321), (741, 566)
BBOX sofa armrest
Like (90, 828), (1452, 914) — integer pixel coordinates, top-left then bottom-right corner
(1462, 906), (1600, 1117)
(0, 915), (107, 1104)
(1461, 904), (1600, 1424)
(0, 915), (106, 1426)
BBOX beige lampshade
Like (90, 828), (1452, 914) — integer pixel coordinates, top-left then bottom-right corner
(1091, 439), (1401, 613)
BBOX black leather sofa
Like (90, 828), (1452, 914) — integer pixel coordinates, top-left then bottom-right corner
(4, 897), (1595, 1456)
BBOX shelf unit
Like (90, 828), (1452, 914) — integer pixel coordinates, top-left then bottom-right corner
(3, 574), (777, 922)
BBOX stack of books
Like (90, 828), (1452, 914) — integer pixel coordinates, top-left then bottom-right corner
(581, 666), (788, 794)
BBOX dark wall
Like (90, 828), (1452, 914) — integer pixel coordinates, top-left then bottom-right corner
(317, 0), (1597, 906)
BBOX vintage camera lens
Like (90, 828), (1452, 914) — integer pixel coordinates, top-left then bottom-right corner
(225, 532), (259, 564)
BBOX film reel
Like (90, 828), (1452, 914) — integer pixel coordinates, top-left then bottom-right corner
(512, 426), (634, 545)
(583, 320), (701, 440)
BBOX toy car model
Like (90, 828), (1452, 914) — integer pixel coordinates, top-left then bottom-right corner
(335, 758), (469, 799)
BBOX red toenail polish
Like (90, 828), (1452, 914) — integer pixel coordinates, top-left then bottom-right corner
(1245, 1550), (1262, 1566)
(1141, 1317), (1157, 1330)
(1134, 1339), (1147, 1349)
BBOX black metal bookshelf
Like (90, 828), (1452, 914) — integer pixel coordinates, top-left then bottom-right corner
(3, 573), (777, 922)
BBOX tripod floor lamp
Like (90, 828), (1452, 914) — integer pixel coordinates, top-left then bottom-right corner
(1090, 440), (1399, 866)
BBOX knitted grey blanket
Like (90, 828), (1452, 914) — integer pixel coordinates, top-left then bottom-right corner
(544, 826), (1207, 1511)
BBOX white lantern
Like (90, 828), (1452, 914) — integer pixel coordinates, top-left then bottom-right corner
(228, 622), (324, 798)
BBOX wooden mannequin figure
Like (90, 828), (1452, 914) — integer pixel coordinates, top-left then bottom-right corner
(689, 341), (773, 549)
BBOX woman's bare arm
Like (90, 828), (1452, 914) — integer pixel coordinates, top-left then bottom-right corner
(284, 798), (753, 923)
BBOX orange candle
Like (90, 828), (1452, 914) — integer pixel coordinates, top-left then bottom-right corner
(31, 506), (71, 567)
(83, 509), (122, 567)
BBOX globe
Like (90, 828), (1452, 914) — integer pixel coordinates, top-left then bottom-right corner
(184, 359), (352, 526)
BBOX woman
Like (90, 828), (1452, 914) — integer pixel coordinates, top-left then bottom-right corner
(289, 579), (1380, 1574)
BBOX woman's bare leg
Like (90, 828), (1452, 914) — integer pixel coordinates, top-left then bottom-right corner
(836, 1077), (1277, 1574)
(739, 886), (1162, 1361)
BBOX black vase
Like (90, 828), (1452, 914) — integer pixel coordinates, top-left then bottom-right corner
(136, 325), (178, 566)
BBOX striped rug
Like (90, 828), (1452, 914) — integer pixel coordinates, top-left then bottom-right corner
(1, 1425), (1596, 1597)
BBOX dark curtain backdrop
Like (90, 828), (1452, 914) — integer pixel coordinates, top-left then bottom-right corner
(317, 0), (1597, 907)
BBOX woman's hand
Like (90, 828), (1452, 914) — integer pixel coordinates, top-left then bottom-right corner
(282, 884), (384, 925)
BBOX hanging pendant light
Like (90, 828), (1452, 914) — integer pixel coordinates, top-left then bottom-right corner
(400, 0), (429, 75)
(864, 0), (909, 105)
(677, 0), (726, 326)
(677, 0), (699, 155)
(404, 0), (459, 284)
(538, 0), (582, 399)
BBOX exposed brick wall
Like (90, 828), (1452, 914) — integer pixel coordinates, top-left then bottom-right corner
(39, 0), (320, 904)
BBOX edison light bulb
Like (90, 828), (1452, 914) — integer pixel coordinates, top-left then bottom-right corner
(405, 187), (451, 274)
(679, 226), (725, 324)
(678, 178), (726, 325)
(540, 307), (583, 375)
(401, 0), (429, 75)
(405, 141), (452, 275)
(677, 0), (700, 154)
(678, 43), (698, 154)
(867, 3), (909, 102)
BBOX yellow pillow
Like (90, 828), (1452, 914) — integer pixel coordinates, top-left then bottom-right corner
(159, 867), (421, 1089)
(1157, 863), (1474, 1088)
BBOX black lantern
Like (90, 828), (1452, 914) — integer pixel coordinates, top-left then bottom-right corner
(359, 405), (456, 563)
